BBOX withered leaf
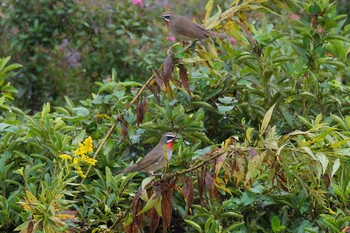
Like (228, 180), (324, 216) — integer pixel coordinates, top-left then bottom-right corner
(183, 175), (194, 211)
(149, 207), (160, 233)
(147, 83), (160, 105)
(136, 98), (147, 126)
(163, 55), (173, 84)
(152, 69), (164, 91)
(119, 115), (129, 138)
(205, 172), (219, 202)
(130, 188), (144, 233)
(178, 64), (191, 95)
(161, 181), (175, 233)
(215, 153), (227, 177)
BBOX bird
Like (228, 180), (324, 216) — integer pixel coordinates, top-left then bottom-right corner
(116, 132), (179, 175)
(159, 12), (228, 41)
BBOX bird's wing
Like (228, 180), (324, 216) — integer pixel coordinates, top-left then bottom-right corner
(173, 20), (209, 39)
(131, 152), (163, 172)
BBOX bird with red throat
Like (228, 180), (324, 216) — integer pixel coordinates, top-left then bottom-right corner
(116, 132), (179, 176)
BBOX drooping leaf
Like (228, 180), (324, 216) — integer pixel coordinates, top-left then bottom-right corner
(149, 207), (160, 233)
(136, 98), (147, 126)
(183, 175), (194, 211)
(215, 153), (227, 177)
(205, 172), (219, 201)
(152, 69), (164, 91)
(163, 55), (173, 84)
(178, 64), (191, 95)
(161, 181), (175, 233)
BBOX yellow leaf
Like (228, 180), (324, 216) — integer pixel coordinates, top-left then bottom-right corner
(25, 190), (39, 204)
(205, 0), (214, 22)
(246, 127), (254, 144)
(260, 103), (276, 135)
(214, 177), (232, 195)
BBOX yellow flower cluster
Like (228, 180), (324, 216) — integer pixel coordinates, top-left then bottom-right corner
(59, 136), (97, 178)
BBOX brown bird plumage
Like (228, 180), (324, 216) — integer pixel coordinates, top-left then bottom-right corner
(160, 12), (228, 41)
(116, 132), (179, 175)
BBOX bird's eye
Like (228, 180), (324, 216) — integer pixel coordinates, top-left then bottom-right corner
(164, 15), (171, 21)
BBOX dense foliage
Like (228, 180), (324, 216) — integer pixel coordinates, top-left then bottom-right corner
(1, 0), (350, 232)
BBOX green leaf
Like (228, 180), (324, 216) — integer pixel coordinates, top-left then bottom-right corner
(184, 219), (203, 232)
(331, 158), (340, 177)
(137, 192), (161, 216)
(241, 191), (257, 205)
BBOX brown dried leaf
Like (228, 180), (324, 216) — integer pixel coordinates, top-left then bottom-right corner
(178, 64), (191, 95)
(205, 172), (219, 201)
(136, 98), (147, 126)
(149, 207), (160, 233)
(129, 188), (144, 233)
(163, 55), (173, 84)
(198, 168), (205, 205)
(183, 175), (194, 211)
(147, 83), (160, 105)
(161, 181), (175, 233)
(215, 153), (227, 177)
(152, 69), (164, 91)
(119, 115), (129, 138)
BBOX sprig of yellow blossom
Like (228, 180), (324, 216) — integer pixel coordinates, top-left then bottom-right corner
(59, 136), (97, 178)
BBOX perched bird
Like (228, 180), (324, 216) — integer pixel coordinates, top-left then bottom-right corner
(160, 12), (228, 41)
(116, 132), (179, 175)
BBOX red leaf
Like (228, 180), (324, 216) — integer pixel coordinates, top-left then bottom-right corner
(161, 181), (175, 233)
(183, 175), (194, 211)
(163, 55), (173, 84)
(178, 64), (191, 95)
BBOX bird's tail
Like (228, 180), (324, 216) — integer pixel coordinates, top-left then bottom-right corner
(115, 164), (138, 175)
(209, 31), (228, 39)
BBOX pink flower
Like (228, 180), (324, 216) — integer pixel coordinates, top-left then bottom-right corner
(317, 27), (323, 33)
(132, 0), (143, 7)
(166, 36), (176, 42)
(229, 37), (236, 45)
(290, 14), (300, 20)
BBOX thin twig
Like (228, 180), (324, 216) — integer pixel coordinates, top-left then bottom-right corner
(77, 75), (155, 191)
